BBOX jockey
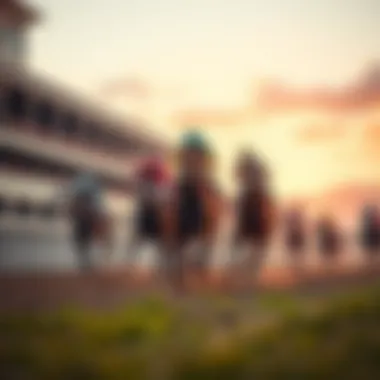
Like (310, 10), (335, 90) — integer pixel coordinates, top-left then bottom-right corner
(232, 149), (275, 288)
(66, 170), (105, 270)
(316, 215), (341, 260)
(359, 204), (380, 257)
(136, 156), (171, 202)
(234, 150), (274, 245)
(175, 129), (219, 242)
(134, 156), (171, 238)
(284, 207), (307, 255)
(67, 170), (104, 220)
(161, 129), (221, 290)
(127, 155), (172, 266)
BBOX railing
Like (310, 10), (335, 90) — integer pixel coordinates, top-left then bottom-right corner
(0, 127), (139, 180)
(0, 194), (128, 228)
(0, 196), (62, 219)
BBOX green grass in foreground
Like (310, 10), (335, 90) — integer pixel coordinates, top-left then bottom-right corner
(1, 287), (380, 379)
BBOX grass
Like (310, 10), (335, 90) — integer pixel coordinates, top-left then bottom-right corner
(1, 286), (380, 379)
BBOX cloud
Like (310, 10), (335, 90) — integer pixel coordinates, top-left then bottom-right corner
(172, 108), (247, 128)
(330, 122), (380, 178)
(306, 182), (380, 223)
(172, 63), (380, 129)
(362, 123), (380, 160)
(257, 63), (380, 112)
(364, 123), (380, 142)
(296, 124), (347, 143)
(99, 76), (154, 99)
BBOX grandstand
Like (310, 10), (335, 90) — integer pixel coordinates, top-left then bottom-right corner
(0, 0), (170, 223)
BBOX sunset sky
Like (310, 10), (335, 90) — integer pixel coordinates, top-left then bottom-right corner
(29, 0), (380, 199)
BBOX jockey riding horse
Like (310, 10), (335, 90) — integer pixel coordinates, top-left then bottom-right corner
(67, 171), (112, 271)
(127, 157), (171, 272)
(284, 207), (307, 274)
(316, 215), (342, 266)
(358, 204), (380, 264)
(232, 150), (276, 288)
(161, 131), (222, 292)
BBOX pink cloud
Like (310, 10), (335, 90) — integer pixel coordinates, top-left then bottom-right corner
(172, 108), (247, 128)
(100, 76), (153, 99)
(297, 124), (347, 143)
(362, 123), (380, 161)
(257, 63), (380, 112)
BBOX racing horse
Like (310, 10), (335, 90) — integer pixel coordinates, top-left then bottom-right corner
(126, 158), (171, 277)
(161, 131), (223, 292)
(68, 175), (114, 270)
(231, 151), (276, 290)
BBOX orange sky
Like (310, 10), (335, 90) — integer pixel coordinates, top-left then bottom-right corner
(90, 64), (380, 203)
(101, 72), (380, 200)
(29, 0), (380, 201)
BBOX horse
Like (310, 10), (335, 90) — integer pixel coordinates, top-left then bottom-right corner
(358, 205), (380, 266)
(316, 216), (342, 272)
(230, 152), (276, 290)
(126, 195), (167, 279)
(160, 176), (223, 293)
(126, 160), (172, 283)
(93, 211), (114, 262)
(284, 209), (307, 276)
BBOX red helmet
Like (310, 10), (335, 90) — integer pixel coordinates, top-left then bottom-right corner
(137, 158), (170, 185)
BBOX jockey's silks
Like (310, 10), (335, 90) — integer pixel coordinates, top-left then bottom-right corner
(135, 200), (161, 239)
(162, 178), (220, 244)
(177, 179), (205, 240)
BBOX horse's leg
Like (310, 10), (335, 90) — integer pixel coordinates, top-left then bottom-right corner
(81, 238), (92, 271)
(155, 241), (166, 285)
(245, 239), (267, 289)
(192, 239), (213, 290)
(228, 239), (245, 291)
(227, 234), (240, 288)
(156, 241), (176, 291)
(96, 218), (113, 266)
(72, 220), (92, 272)
(165, 242), (187, 294)
(126, 233), (143, 267)
(104, 219), (114, 263)
(287, 238), (303, 278)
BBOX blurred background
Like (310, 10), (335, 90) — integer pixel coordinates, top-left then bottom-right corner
(2, 1), (380, 379)
(1, 0), (380, 274)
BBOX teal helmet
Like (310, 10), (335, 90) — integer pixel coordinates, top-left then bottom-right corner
(180, 129), (210, 154)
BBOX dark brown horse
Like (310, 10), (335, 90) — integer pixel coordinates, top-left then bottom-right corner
(284, 209), (307, 275)
(161, 176), (223, 292)
(126, 195), (166, 275)
(231, 152), (276, 289)
(316, 216), (342, 269)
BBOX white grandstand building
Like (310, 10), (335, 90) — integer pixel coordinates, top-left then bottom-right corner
(0, 0), (170, 225)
